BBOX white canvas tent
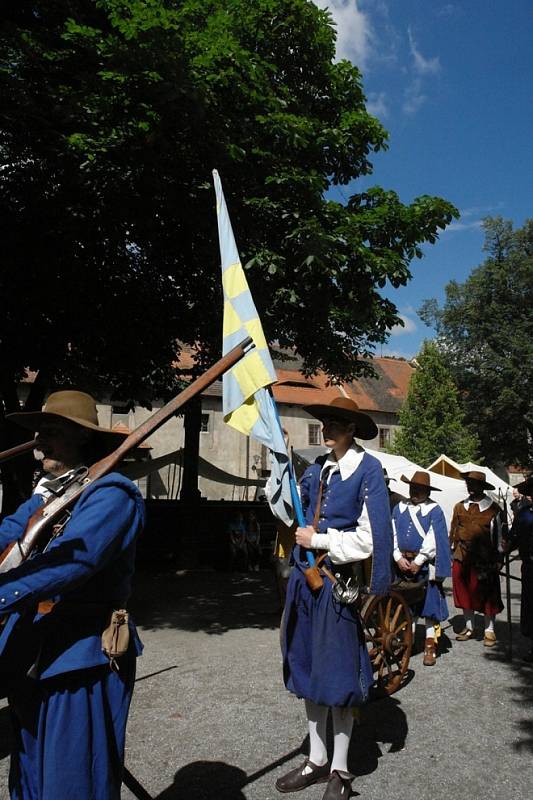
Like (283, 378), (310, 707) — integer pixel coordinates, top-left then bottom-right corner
(428, 454), (512, 505)
(366, 448), (467, 526)
(292, 446), (513, 527)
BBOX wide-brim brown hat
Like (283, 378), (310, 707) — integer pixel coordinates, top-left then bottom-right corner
(400, 470), (441, 492)
(7, 390), (128, 443)
(515, 476), (533, 496)
(303, 397), (378, 441)
(460, 470), (495, 491)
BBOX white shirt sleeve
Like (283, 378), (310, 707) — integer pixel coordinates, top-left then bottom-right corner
(414, 526), (437, 565)
(311, 501), (374, 564)
(392, 517), (402, 562)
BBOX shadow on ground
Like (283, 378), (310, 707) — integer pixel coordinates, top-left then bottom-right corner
(155, 761), (248, 799)
(483, 616), (533, 755)
(125, 746), (307, 800)
(349, 696), (408, 777)
(448, 609), (533, 754)
(130, 568), (282, 635)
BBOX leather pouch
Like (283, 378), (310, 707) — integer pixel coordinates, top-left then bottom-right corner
(102, 609), (130, 669)
(304, 564), (324, 591)
(304, 553), (329, 591)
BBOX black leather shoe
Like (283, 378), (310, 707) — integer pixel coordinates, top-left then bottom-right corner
(321, 770), (353, 799)
(275, 759), (330, 793)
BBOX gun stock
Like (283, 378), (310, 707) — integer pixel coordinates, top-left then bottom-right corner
(0, 337), (253, 573)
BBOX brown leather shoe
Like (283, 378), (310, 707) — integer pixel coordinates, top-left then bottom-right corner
(483, 631), (497, 647)
(275, 759), (330, 793)
(423, 637), (437, 666)
(321, 770), (353, 799)
(456, 627), (474, 641)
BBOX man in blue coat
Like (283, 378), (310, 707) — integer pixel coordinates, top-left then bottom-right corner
(276, 397), (392, 800)
(0, 390), (145, 800)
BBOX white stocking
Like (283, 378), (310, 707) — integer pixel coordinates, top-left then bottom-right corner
(304, 700), (328, 769)
(484, 614), (495, 633)
(330, 706), (354, 774)
(425, 619), (435, 639)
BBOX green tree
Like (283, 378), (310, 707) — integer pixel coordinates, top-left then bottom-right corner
(391, 340), (480, 466)
(1, 0), (457, 395)
(420, 217), (533, 468)
(0, 0), (457, 507)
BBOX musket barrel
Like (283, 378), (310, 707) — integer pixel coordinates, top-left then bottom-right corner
(0, 439), (38, 464)
(0, 336), (254, 571)
(89, 336), (254, 479)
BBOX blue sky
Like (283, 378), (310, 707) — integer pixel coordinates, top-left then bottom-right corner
(315, 0), (533, 358)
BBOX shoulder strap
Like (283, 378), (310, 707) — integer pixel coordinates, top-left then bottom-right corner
(408, 505), (427, 540)
(312, 465), (335, 530)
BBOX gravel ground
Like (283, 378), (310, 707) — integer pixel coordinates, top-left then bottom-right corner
(0, 561), (532, 800)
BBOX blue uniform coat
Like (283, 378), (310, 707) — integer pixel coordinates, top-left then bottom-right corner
(0, 473), (145, 800)
(392, 501), (450, 622)
(281, 452), (392, 707)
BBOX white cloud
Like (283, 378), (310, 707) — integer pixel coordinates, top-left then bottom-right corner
(366, 91), (388, 118)
(390, 314), (417, 337)
(444, 219), (484, 233)
(408, 28), (441, 75)
(437, 4), (456, 17)
(403, 78), (427, 115)
(460, 202), (504, 218)
(314, 1), (374, 68)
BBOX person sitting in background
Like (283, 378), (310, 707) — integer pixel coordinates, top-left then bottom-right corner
(228, 512), (248, 571)
(246, 510), (262, 571)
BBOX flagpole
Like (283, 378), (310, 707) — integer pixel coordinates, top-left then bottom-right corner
(213, 168), (314, 566)
(269, 390), (316, 567)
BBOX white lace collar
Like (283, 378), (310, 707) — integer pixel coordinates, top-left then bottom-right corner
(320, 444), (365, 482)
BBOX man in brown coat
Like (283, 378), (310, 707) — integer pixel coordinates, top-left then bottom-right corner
(450, 470), (504, 646)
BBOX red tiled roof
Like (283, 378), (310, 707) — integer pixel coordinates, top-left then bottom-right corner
(272, 370), (342, 406)
(175, 350), (413, 413)
(20, 350), (413, 415)
(343, 357), (414, 413)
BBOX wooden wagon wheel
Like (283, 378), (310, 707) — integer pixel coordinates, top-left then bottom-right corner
(362, 590), (413, 696)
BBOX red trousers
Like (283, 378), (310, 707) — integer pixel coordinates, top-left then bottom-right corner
(452, 559), (503, 615)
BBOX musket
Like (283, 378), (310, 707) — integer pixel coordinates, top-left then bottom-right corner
(0, 439), (38, 464)
(0, 337), (253, 573)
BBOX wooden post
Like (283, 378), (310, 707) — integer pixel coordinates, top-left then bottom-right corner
(179, 396), (202, 502)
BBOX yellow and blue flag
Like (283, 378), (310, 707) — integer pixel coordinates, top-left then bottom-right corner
(213, 169), (293, 525)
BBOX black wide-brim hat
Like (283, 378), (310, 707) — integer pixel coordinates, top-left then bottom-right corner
(303, 397), (378, 441)
(7, 390), (128, 446)
(460, 470), (495, 491)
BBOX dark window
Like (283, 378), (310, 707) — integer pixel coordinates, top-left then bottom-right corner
(200, 413), (210, 433)
(308, 423), (322, 446)
(379, 428), (391, 449)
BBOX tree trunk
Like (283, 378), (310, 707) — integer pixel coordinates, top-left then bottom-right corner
(179, 396), (202, 502)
